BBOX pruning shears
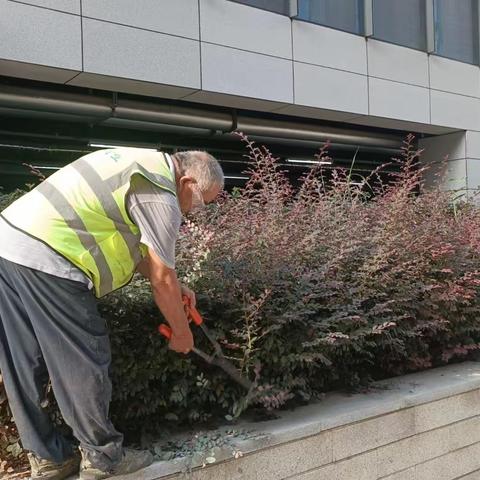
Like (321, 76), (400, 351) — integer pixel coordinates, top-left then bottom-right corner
(158, 296), (252, 391)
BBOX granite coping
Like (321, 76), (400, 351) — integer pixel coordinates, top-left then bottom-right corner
(97, 361), (480, 480)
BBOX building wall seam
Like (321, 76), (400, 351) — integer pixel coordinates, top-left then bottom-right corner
(197, 0), (202, 91)
(79, 15), (200, 43)
(427, 54), (432, 123)
(290, 17), (295, 104)
(6, 0), (79, 16)
(79, 0), (84, 72)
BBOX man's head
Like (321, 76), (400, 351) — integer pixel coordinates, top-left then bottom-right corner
(171, 150), (224, 214)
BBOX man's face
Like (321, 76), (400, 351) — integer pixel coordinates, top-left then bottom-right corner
(177, 177), (221, 214)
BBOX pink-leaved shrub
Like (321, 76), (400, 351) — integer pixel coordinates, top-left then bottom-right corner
(172, 133), (480, 410)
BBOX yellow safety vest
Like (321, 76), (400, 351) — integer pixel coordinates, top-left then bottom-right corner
(1, 148), (177, 298)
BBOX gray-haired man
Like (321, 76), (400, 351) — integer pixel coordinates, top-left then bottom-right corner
(0, 148), (224, 479)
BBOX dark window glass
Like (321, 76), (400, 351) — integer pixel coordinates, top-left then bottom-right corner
(297, 0), (364, 35)
(230, 0), (290, 15)
(434, 0), (478, 64)
(373, 0), (426, 50)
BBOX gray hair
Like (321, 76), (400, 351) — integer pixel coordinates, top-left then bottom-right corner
(173, 150), (224, 192)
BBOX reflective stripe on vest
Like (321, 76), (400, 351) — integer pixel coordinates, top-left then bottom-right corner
(1, 148), (177, 297)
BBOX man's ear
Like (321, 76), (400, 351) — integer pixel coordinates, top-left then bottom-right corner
(179, 176), (194, 189)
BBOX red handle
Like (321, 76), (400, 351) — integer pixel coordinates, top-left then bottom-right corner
(158, 296), (203, 340)
(158, 324), (172, 340)
(182, 295), (203, 326)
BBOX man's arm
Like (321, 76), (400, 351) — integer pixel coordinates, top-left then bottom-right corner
(127, 175), (194, 352)
(138, 248), (194, 354)
(137, 258), (196, 308)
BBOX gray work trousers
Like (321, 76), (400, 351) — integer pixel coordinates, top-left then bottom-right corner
(0, 257), (123, 469)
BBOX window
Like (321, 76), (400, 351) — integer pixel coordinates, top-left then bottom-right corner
(230, 0), (290, 15)
(434, 0), (478, 64)
(297, 0), (364, 35)
(373, 0), (426, 50)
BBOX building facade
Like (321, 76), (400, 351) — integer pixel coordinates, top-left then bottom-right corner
(1, 0), (480, 195)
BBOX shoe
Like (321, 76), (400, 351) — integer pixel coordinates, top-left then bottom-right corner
(28, 451), (81, 480)
(79, 448), (153, 480)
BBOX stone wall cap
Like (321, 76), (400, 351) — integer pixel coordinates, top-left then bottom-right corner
(96, 361), (480, 480)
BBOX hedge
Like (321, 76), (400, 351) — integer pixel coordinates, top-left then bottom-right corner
(2, 136), (480, 474)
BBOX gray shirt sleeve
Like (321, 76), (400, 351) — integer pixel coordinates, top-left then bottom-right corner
(126, 176), (182, 269)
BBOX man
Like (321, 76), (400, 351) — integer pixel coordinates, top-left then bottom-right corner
(0, 148), (224, 480)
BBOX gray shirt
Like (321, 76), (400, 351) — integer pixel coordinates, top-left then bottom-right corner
(0, 163), (182, 288)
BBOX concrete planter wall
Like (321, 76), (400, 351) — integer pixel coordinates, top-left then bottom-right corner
(123, 362), (480, 480)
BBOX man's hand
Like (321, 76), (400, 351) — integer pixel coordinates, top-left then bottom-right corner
(181, 285), (196, 308)
(169, 329), (194, 354)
